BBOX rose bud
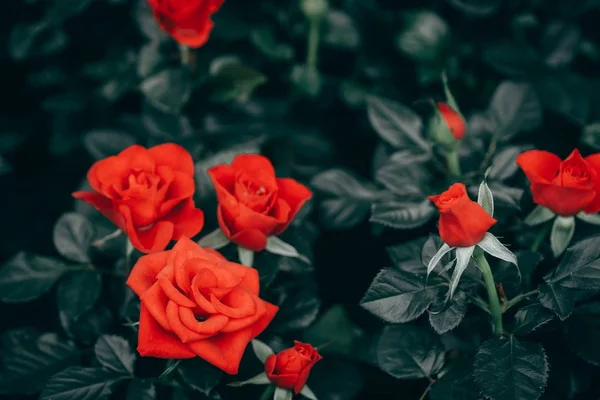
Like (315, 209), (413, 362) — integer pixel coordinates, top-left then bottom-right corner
(428, 102), (466, 148)
(126, 237), (278, 374)
(265, 341), (322, 394)
(73, 144), (204, 253)
(429, 183), (497, 247)
(147, 0), (224, 48)
(517, 149), (600, 216)
(208, 154), (312, 252)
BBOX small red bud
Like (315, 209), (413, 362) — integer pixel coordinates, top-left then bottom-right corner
(437, 102), (466, 140)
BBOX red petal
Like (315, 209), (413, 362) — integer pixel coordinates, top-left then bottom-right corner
(584, 153), (600, 213)
(140, 283), (171, 331)
(137, 305), (196, 359)
(119, 145), (155, 172)
(530, 182), (595, 216)
(439, 200), (497, 247)
(516, 150), (561, 183)
(172, 236), (202, 252)
(148, 143), (194, 176)
(121, 205), (174, 253)
(274, 178), (312, 234)
(179, 307), (229, 335)
(231, 154), (276, 179)
(126, 251), (171, 296)
(229, 228), (268, 252)
(72, 191), (123, 229)
(161, 199), (204, 240)
(159, 277), (196, 307)
(166, 301), (212, 343)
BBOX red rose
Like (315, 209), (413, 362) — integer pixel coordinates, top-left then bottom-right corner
(73, 144), (204, 253)
(516, 149), (600, 216)
(147, 0), (224, 48)
(429, 183), (497, 247)
(265, 341), (322, 394)
(126, 236), (278, 374)
(437, 102), (465, 140)
(207, 154), (312, 252)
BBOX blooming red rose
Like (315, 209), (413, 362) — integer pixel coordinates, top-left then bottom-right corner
(147, 0), (224, 48)
(73, 144), (204, 253)
(207, 154), (312, 252)
(437, 102), (465, 140)
(265, 341), (322, 394)
(126, 236), (278, 374)
(429, 183), (497, 247)
(516, 149), (600, 216)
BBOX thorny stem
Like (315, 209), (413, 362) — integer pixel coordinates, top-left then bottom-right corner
(475, 248), (504, 335)
(504, 290), (539, 312)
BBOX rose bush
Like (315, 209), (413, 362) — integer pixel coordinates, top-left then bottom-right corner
(147, 0), (224, 48)
(126, 236), (278, 374)
(208, 154), (312, 251)
(73, 144), (205, 253)
(265, 341), (322, 393)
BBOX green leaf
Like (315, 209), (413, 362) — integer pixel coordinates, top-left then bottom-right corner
(269, 280), (321, 333)
(303, 304), (364, 358)
(376, 324), (445, 379)
(209, 57), (267, 103)
(311, 169), (379, 230)
(83, 131), (136, 161)
(477, 233), (517, 266)
(9, 23), (69, 61)
(576, 211), (600, 225)
(524, 206), (555, 226)
(197, 229), (230, 250)
(177, 358), (223, 397)
(324, 10), (360, 49)
(396, 11), (450, 64)
(57, 270), (102, 320)
(513, 303), (555, 336)
(366, 95), (428, 151)
(474, 336), (548, 400)
(538, 282), (575, 320)
(0, 252), (68, 303)
(250, 27), (295, 61)
(477, 180), (494, 217)
(447, 0), (501, 16)
(0, 332), (80, 394)
(265, 236), (310, 264)
(228, 372), (270, 387)
(544, 234), (600, 289)
(290, 65), (322, 97)
(580, 122), (600, 151)
(386, 237), (427, 266)
(488, 81), (542, 141)
(126, 380), (156, 400)
(39, 367), (126, 400)
(429, 290), (469, 334)
(430, 358), (479, 400)
(426, 243), (453, 276)
(94, 335), (135, 375)
(375, 151), (430, 198)
(300, 385), (318, 400)
(274, 387), (293, 400)
(565, 302), (600, 366)
(251, 340), (274, 363)
(361, 268), (439, 323)
(550, 216), (575, 257)
(488, 146), (523, 180)
(370, 199), (436, 230)
(141, 69), (191, 114)
(450, 246), (475, 298)
(238, 247), (254, 267)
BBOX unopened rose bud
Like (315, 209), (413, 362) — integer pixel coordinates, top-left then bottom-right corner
(301, 0), (328, 19)
(428, 102), (466, 148)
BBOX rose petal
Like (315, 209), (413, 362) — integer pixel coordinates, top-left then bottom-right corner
(228, 227), (268, 252)
(72, 191), (123, 230)
(273, 178), (312, 234)
(220, 295), (265, 333)
(127, 251), (171, 296)
(137, 305), (195, 359)
(161, 199), (204, 240)
(530, 182), (596, 216)
(438, 200), (497, 247)
(172, 236), (202, 252)
(584, 153), (600, 213)
(516, 150), (561, 183)
(210, 286), (256, 319)
(231, 154), (276, 184)
(159, 171), (196, 215)
(120, 205), (174, 253)
(191, 273), (218, 314)
(179, 307), (229, 335)
(148, 143), (194, 176)
(159, 277), (196, 307)
(166, 301), (210, 343)
(140, 283), (171, 331)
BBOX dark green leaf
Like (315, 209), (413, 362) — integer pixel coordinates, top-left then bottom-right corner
(361, 267), (438, 323)
(324, 10), (360, 49)
(386, 237), (428, 266)
(303, 358), (364, 400)
(429, 290), (468, 334)
(47, 0), (95, 24)
(40, 367), (126, 400)
(532, 73), (591, 126)
(366, 96), (427, 151)
(565, 302), (600, 365)
(126, 380), (156, 400)
(542, 22), (581, 68)
(250, 27), (295, 61)
(270, 281), (321, 333)
(513, 303), (555, 335)
(488, 146), (522, 180)
(141, 69), (192, 114)
(177, 358), (223, 396)
(58, 271), (101, 320)
(290, 64), (323, 97)
(53, 213), (95, 263)
(94, 335), (135, 375)
(474, 336), (548, 400)
(581, 123), (600, 151)
(446, 0), (502, 16)
(303, 305), (364, 358)
(209, 57), (267, 103)
(0, 332), (80, 394)
(83, 131), (137, 161)
(396, 11), (449, 63)
(375, 151), (430, 198)
(370, 199), (435, 229)
(489, 81), (542, 141)
(544, 234), (600, 289)
(430, 358), (479, 400)
(9, 24), (68, 61)
(421, 235), (446, 267)
(538, 282), (575, 320)
(0, 252), (68, 303)
(376, 324), (445, 379)
(60, 303), (114, 346)
(482, 42), (542, 77)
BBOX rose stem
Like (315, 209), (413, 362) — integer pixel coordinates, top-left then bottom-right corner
(259, 385), (276, 400)
(306, 14), (322, 72)
(446, 148), (462, 177)
(530, 221), (552, 252)
(474, 248), (503, 335)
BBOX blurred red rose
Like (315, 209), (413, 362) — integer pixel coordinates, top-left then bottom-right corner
(208, 154), (312, 252)
(147, 0), (224, 48)
(126, 237), (278, 374)
(429, 183), (496, 247)
(517, 149), (600, 216)
(265, 341), (322, 394)
(73, 143), (204, 253)
(437, 102), (465, 140)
